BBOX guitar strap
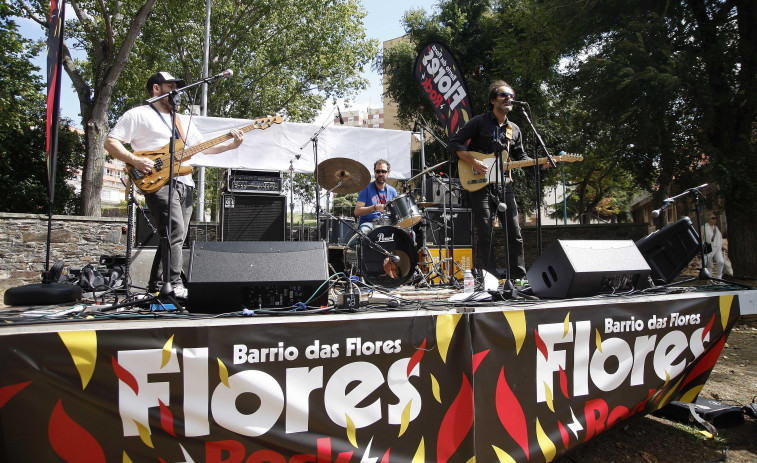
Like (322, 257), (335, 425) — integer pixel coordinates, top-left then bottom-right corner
(149, 103), (186, 143)
(504, 123), (513, 181)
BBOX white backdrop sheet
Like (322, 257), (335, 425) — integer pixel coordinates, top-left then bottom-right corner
(187, 117), (412, 179)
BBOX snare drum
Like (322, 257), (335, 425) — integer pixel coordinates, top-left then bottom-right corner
(345, 226), (418, 287)
(386, 194), (422, 229)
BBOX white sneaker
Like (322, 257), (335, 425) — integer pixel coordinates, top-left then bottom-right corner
(173, 284), (188, 299)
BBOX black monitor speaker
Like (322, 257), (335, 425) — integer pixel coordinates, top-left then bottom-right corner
(635, 217), (701, 284)
(526, 240), (652, 298)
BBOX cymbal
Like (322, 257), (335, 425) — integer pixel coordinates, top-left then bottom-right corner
(316, 157), (371, 194)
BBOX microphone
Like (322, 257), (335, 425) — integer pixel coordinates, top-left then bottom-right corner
(390, 254), (401, 263)
(510, 100), (528, 105)
(651, 199), (672, 218)
(197, 69), (233, 85)
(336, 105), (344, 125)
(497, 202), (507, 212)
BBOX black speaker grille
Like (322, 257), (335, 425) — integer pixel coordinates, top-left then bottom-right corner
(423, 207), (473, 246)
(221, 194), (285, 241)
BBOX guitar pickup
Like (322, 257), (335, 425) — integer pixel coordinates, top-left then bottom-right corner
(129, 168), (145, 180)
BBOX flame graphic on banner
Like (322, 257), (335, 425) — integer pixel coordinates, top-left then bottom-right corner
(218, 358), (230, 388)
(178, 443), (197, 463)
(557, 420), (570, 449)
(535, 418), (556, 462)
(719, 294), (734, 330)
(563, 313), (571, 338)
(381, 448), (391, 463)
(495, 367), (529, 459)
(112, 356), (139, 394)
(658, 375), (685, 409)
(595, 330), (603, 353)
(135, 419), (154, 448)
(679, 384), (704, 403)
(59, 331), (97, 389)
(159, 399), (177, 437)
(683, 336), (727, 388)
(503, 310), (526, 354)
(703, 314), (715, 341)
(123, 451), (134, 462)
(431, 374), (442, 403)
(492, 445), (517, 463)
(399, 400), (412, 437)
(49, 399), (106, 462)
(535, 329), (548, 360)
(436, 314), (462, 363)
(472, 349), (490, 374)
(162, 335), (174, 368)
(408, 339), (426, 377)
(346, 413), (358, 447)
(437, 374), (474, 462)
(0, 381), (31, 409)
(411, 438), (425, 463)
(543, 382), (555, 412)
(559, 366), (569, 399)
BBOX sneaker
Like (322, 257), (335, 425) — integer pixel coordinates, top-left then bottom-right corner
(173, 284), (188, 299)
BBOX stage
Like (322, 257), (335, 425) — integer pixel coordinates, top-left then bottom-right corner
(0, 285), (754, 462)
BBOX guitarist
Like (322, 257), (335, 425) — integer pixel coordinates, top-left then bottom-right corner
(105, 72), (244, 298)
(447, 80), (531, 285)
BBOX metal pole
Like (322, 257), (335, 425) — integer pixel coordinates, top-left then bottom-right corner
(562, 163), (567, 225)
(196, 0), (211, 222)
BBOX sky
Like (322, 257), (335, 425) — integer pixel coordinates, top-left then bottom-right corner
(18, 0), (440, 128)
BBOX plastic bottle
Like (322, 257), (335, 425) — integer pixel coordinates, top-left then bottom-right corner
(463, 269), (474, 293)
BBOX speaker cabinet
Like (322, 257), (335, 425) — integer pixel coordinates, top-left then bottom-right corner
(423, 207), (473, 246)
(526, 240), (651, 298)
(221, 194), (285, 241)
(636, 217), (701, 284)
(135, 209), (159, 247)
(187, 241), (329, 313)
(423, 177), (464, 206)
(135, 209), (189, 248)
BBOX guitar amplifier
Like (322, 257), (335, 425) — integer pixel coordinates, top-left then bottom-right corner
(226, 169), (283, 194)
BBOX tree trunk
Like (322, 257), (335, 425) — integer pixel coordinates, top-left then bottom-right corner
(80, 116), (109, 216)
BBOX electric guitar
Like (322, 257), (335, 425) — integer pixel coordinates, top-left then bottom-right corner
(458, 151), (583, 192)
(126, 115), (283, 194)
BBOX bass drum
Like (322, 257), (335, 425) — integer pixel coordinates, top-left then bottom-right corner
(345, 226), (417, 287)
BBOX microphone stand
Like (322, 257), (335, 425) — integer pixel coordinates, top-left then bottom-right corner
(492, 138), (516, 298)
(654, 185), (732, 286)
(299, 109), (337, 241)
(516, 103), (555, 255)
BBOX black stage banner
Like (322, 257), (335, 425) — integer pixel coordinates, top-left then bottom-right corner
(471, 295), (738, 462)
(0, 294), (739, 462)
(413, 42), (472, 137)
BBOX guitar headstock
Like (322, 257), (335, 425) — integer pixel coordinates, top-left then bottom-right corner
(256, 115), (284, 129)
(555, 153), (583, 163)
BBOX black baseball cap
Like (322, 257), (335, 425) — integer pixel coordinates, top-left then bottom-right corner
(145, 72), (186, 94)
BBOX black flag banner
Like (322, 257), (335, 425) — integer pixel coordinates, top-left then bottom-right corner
(413, 42), (472, 136)
(46, 0), (66, 202)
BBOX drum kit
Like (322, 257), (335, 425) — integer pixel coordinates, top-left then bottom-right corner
(317, 158), (468, 288)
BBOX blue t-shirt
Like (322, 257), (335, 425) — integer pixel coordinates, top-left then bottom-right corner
(357, 182), (397, 225)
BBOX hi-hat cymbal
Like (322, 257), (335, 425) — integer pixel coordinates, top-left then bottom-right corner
(316, 157), (371, 194)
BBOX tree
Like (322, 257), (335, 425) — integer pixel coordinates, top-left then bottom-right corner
(0, 3), (83, 214)
(17, 0), (378, 217)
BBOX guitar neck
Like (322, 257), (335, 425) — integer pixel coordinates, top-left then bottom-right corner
(177, 118), (275, 160)
(505, 156), (553, 170)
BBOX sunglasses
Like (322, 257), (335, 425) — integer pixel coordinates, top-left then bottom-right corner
(375, 170), (388, 174)
(497, 91), (515, 99)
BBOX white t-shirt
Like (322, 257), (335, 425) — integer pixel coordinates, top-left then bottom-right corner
(109, 105), (205, 187)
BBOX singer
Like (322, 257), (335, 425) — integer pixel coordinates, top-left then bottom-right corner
(105, 72), (244, 299)
(448, 80), (531, 285)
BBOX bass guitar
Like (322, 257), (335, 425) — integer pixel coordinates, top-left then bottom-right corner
(458, 151), (583, 192)
(126, 115), (283, 194)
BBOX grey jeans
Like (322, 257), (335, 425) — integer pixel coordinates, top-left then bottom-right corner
(145, 180), (194, 287)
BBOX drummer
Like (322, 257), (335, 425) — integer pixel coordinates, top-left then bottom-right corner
(354, 159), (398, 232)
